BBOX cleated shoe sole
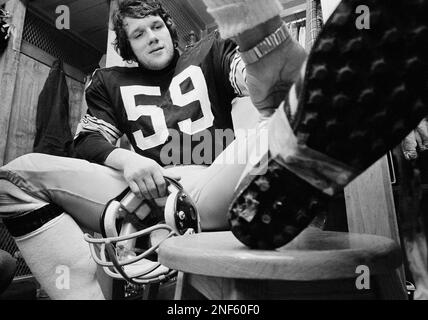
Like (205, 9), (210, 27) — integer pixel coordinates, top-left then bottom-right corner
(229, 0), (428, 249)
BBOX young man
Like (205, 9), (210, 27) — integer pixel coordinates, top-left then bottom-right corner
(0, 0), (427, 299)
(0, 0), (305, 299)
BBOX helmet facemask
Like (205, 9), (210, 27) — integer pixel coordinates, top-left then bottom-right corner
(84, 177), (200, 285)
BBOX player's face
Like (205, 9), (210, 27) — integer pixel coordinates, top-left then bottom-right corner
(125, 15), (175, 70)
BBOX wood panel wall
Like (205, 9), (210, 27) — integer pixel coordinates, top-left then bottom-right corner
(3, 53), (86, 164)
(0, 0), (87, 165)
(0, 0), (27, 166)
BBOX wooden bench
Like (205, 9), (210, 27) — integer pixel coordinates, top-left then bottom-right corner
(159, 158), (407, 300)
(159, 226), (406, 300)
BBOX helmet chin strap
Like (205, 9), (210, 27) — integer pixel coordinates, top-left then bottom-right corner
(114, 191), (152, 259)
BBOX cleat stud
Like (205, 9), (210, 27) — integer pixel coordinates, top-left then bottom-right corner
(308, 90), (325, 105)
(382, 28), (400, 45)
(406, 57), (423, 75)
(337, 66), (355, 83)
(411, 26), (428, 43)
(326, 119), (343, 135)
(273, 201), (284, 210)
(333, 94), (350, 110)
(344, 37), (364, 54)
(359, 88), (375, 105)
(302, 112), (319, 130)
(318, 38), (335, 53)
(312, 65), (328, 81)
(261, 214), (272, 225)
(391, 84), (409, 104)
(371, 59), (388, 75)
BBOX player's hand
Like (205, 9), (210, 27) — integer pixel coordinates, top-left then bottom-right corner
(121, 153), (180, 199)
(401, 118), (428, 160)
(105, 149), (180, 199)
(244, 36), (307, 116)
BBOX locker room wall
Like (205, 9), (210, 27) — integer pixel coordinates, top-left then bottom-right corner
(0, 2), (95, 166)
(2, 53), (86, 164)
(0, 0), (90, 283)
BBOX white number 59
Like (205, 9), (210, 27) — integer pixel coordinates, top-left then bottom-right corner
(120, 66), (214, 150)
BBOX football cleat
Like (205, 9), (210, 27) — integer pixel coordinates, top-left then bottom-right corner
(229, 0), (428, 249)
(84, 177), (200, 285)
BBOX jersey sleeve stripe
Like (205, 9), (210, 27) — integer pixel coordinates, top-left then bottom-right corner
(84, 115), (122, 137)
(229, 52), (248, 97)
(74, 115), (122, 145)
(230, 52), (241, 96)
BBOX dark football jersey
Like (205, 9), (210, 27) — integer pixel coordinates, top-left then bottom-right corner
(74, 32), (247, 166)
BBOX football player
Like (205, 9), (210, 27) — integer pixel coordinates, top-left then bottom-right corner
(0, 0), (305, 299)
(0, 0), (427, 299)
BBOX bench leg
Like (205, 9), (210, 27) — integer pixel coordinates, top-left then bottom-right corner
(143, 283), (160, 300)
(174, 272), (185, 300)
(374, 268), (408, 300)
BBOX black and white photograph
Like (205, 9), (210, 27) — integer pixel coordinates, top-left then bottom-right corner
(0, 0), (427, 307)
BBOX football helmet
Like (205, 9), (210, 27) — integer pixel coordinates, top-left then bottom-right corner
(84, 177), (200, 285)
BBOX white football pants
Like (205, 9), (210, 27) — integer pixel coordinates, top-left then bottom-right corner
(0, 120), (269, 232)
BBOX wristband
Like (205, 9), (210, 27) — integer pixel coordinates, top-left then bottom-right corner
(239, 22), (289, 64)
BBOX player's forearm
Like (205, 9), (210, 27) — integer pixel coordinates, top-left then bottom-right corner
(73, 133), (118, 164)
(234, 15), (307, 106)
(204, 0), (307, 116)
(104, 148), (140, 171)
(204, 0), (283, 39)
(233, 16), (283, 51)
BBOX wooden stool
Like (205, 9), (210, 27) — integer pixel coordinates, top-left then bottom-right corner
(158, 227), (407, 300)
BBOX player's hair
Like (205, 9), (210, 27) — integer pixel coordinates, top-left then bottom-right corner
(112, 0), (179, 63)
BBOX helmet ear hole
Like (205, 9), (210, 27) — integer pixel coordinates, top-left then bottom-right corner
(164, 185), (201, 235)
